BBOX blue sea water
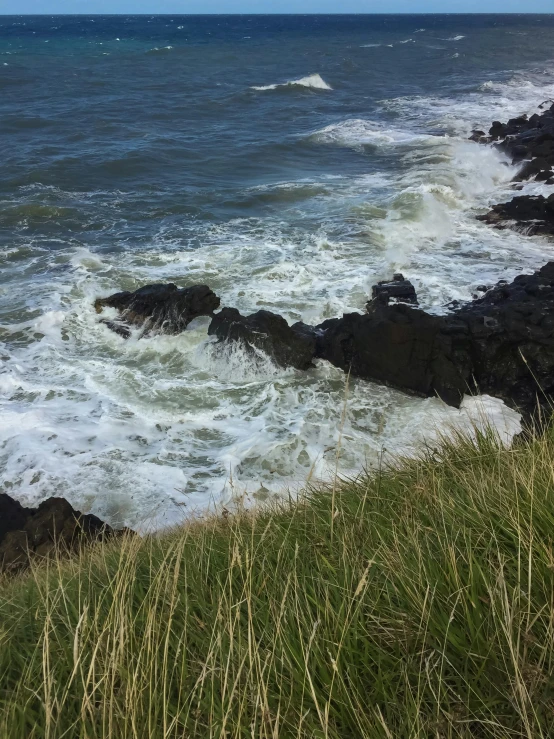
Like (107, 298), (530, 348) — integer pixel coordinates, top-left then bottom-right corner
(1, 14), (554, 529)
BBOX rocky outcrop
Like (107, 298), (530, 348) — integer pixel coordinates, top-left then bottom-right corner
(315, 263), (554, 414)
(315, 304), (467, 406)
(470, 103), (554, 184)
(208, 307), (316, 371)
(370, 273), (419, 306)
(199, 264), (554, 417)
(472, 104), (554, 234)
(0, 495), (121, 574)
(95, 283), (220, 336)
(477, 194), (554, 236)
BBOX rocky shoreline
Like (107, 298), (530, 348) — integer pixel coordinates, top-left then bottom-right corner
(473, 101), (554, 235)
(3, 102), (554, 573)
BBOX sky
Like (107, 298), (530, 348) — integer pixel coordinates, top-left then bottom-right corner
(1, 0), (553, 13)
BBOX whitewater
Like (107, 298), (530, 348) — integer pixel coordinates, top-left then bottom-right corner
(1, 14), (553, 530)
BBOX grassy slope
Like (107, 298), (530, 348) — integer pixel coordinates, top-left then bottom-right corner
(1, 429), (554, 738)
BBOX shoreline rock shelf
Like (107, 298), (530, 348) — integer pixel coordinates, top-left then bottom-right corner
(477, 193), (554, 236)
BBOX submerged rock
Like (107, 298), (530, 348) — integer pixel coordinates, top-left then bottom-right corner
(208, 308), (317, 371)
(0, 495), (122, 573)
(95, 283), (220, 336)
(477, 194), (554, 236)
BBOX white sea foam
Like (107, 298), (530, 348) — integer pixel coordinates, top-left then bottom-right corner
(443, 35), (466, 41)
(252, 73), (332, 91)
(382, 69), (554, 137)
(3, 59), (554, 532)
(310, 119), (434, 148)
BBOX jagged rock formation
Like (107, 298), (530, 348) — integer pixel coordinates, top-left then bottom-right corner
(94, 263), (554, 418)
(472, 103), (554, 234)
(0, 495), (122, 574)
(470, 102), (554, 184)
(95, 283), (220, 336)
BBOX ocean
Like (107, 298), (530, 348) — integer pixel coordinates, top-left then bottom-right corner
(1, 13), (554, 530)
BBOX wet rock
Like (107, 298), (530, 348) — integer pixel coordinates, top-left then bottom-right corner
(208, 308), (316, 371)
(477, 194), (554, 236)
(95, 283), (220, 336)
(469, 129), (487, 143)
(0, 495), (122, 574)
(513, 157), (552, 182)
(315, 263), (554, 416)
(473, 103), (554, 186)
(369, 273), (419, 306)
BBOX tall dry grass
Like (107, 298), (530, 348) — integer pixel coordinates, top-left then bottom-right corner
(1, 427), (554, 737)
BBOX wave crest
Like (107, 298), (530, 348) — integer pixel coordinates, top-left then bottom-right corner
(252, 73), (332, 92)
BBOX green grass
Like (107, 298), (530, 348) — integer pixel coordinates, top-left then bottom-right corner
(1, 427), (554, 738)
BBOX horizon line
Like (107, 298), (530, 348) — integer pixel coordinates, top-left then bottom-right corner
(2, 11), (554, 15)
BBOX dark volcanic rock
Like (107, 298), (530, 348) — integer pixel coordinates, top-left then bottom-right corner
(370, 273), (419, 306)
(316, 303), (469, 406)
(474, 103), (554, 172)
(95, 283), (220, 336)
(477, 194), (554, 236)
(208, 308), (316, 371)
(472, 105), (554, 236)
(0, 495), (121, 574)
(316, 263), (554, 415)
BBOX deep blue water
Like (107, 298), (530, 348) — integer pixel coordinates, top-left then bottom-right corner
(1, 15), (553, 529)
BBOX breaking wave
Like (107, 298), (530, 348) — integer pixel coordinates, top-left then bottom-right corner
(252, 73), (332, 91)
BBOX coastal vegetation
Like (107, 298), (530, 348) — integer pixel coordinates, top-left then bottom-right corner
(1, 424), (554, 738)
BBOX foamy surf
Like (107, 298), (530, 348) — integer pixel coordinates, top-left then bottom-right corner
(310, 118), (434, 148)
(3, 15), (554, 532)
(252, 73), (332, 91)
